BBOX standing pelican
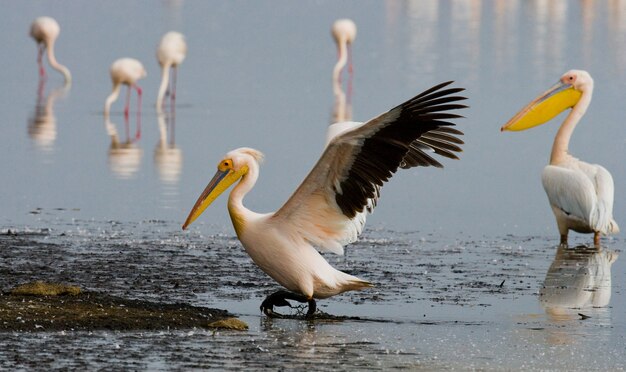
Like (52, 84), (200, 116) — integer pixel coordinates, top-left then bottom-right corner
(183, 82), (467, 317)
(156, 31), (187, 112)
(30, 16), (71, 84)
(331, 19), (356, 88)
(104, 58), (146, 119)
(501, 70), (619, 246)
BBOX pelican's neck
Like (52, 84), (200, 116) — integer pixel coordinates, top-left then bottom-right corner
(332, 39), (348, 87)
(549, 88), (592, 165)
(227, 164), (259, 237)
(46, 41), (71, 85)
(104, 83), (121, 118)
(156, 63), (171, 112)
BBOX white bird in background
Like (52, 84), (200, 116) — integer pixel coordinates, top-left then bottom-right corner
(330, 19), (356, 128)
(30, 16), (72, 85)
(104, 58), (147, 119)
(501, 70), (619, 246)
(331, 18), (356, 90)
(156, 31), (187, 112)
(182, 82), (467, 317)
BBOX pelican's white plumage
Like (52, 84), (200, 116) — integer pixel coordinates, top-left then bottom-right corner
(502, 70), (619, 246)
(542, 162), (617, 237)
(183, 82), (467, 317)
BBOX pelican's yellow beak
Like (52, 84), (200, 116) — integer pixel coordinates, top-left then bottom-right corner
(500, 81), (582, 132)
(182, 163), (248, 230)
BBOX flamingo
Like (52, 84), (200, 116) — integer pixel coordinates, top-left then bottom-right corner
(104, 58), (146, 121)
(182, 81), (467, 317)
(501, 70), (619, 246)
(331, 19), (356, 96)
(30, 16), (71, 84)
(156, 31), (187, 112)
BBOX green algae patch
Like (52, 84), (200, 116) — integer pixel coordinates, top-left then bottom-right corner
(207, 317), (249, 331)
(10, 281), (81, 296)
(0, 287), (231, 332)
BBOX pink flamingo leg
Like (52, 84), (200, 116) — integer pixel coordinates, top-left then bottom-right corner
(123, 111), (131, 140)
(124, 85), (131, 119)
(134, 85), (142, 141)
(170, 66), (178, 106)
(37, 74), (46, 99)
(37, 45), (47, 79)
(169, 107), (176, 145)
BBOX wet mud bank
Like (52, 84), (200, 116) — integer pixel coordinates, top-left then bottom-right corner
(0, 229), (246, 332)
(0, 281), (233, 332)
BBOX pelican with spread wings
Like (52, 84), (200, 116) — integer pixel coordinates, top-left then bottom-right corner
(183, 82), (467, 317)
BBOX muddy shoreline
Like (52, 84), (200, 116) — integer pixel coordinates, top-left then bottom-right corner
(1, 284), (232, 332)
(1, 223), (624, 370)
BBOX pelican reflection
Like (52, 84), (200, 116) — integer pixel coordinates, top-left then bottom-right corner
(105, 117), (143, 179)
(28, 80), (69, 153)
(154, 112), (182, 185)
(540, 245), (618, 317)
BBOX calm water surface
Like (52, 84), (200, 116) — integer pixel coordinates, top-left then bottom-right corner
(1, 1), (625, 370)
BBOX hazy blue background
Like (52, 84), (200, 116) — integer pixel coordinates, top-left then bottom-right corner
(1, 0), (624, 240)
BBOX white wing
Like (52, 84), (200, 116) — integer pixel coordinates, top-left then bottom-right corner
(325, 121), (362, 146)
(542, 164), (596, 227)
(589, 164), (618, 233)
(271, 82), (467, 254)
(542, 162), (618, 233)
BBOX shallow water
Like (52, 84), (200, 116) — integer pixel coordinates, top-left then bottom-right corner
(1, 218), (624, 370)
(1, 1), (625, 370)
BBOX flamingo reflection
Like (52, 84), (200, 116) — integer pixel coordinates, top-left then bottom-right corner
(540, 245), (618, 318)
(154, 113), (182, 185)
(28, 80), (69, 153)
(105, 117), (143, 179)
(330, 66), (352, 126)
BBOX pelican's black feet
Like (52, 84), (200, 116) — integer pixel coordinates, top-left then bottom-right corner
(260, 290), (317, 319)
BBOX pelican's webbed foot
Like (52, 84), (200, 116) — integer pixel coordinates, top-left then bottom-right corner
(260, 290), (316, 319)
